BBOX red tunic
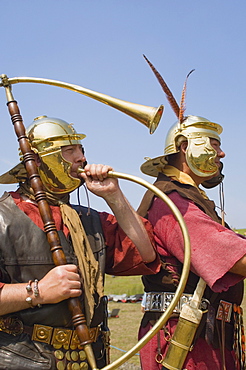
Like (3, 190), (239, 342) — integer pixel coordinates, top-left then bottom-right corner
(8, 192), (160, 277)
(150, 193), (245, 292)
(139, 192), (245, 370)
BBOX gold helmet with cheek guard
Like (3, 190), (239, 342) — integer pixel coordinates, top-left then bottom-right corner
(165, 115), (223, 177)
(26, 116), (86, 194)
(140, 115), (222, 178)
(140, 56), (223, 179)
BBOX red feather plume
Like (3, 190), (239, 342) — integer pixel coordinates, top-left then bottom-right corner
(178, 69), (195, 123)
(143, 54), (180, 119)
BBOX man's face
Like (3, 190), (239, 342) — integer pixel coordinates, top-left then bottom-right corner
(209, 138), (225, 173)
(61, 144), (86, 179)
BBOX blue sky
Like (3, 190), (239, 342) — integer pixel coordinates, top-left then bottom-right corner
(0, 1), (245, 227)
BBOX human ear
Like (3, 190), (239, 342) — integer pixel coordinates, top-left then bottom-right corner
(180, 141), (188, 153)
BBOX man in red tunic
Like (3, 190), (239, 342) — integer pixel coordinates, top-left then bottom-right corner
(0, 115), (160, 370)
(137, 58), (246, 370)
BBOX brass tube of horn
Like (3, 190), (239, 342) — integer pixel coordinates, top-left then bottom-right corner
(0, 76), (164, 134)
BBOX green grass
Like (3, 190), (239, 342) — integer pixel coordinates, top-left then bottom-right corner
(104, 275), (144, 368)
(107, 301), (142, 367)
(104, 275), (144, 296)
(233, 228), (246, 236)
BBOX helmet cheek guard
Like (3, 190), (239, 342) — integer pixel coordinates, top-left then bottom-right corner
(38, 149), (82, 194)
(185, 136), (218, 177)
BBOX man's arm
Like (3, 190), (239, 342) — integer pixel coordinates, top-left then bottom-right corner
(0, 264), (82, 316)
(150, 193), (246, 291)
(229, 255), (246, 276)
(80, 164), (157, 263)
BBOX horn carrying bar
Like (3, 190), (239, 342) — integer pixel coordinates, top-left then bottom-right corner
(78, 168), (191, 370)
(0, 76), (164, 134)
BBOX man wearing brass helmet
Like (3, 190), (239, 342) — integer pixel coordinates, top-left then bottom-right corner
(0, 115), (160, 370)
(138, 57), (246, 370)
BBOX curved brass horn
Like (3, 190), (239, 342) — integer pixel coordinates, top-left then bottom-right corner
(0, 75), (164, 134)
(78, 168), (191, 370)
(0, 74), (186, 369)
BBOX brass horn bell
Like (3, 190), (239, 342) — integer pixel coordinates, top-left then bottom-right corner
(0, 75), (164, 134)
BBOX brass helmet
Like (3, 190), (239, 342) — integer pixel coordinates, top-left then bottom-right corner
(140, 56), (223, 179)
(141, 115), (222, 177)
(0, 116), (86, 194)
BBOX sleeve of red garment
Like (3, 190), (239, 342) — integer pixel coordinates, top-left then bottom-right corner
(99, 212), (160, 276)
(148, 192), (246, 293)
(0, 283), (5, 289)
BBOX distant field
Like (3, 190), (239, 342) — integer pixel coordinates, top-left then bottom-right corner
(104, 275), (143, 368)
(233, 228), (246, 236)
(105, 275), (143, 297)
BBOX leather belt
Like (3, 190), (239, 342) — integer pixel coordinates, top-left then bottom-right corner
(0, 317), (100, 349)
(31, 324), (100, 349)
(144, 291), (193, 313)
